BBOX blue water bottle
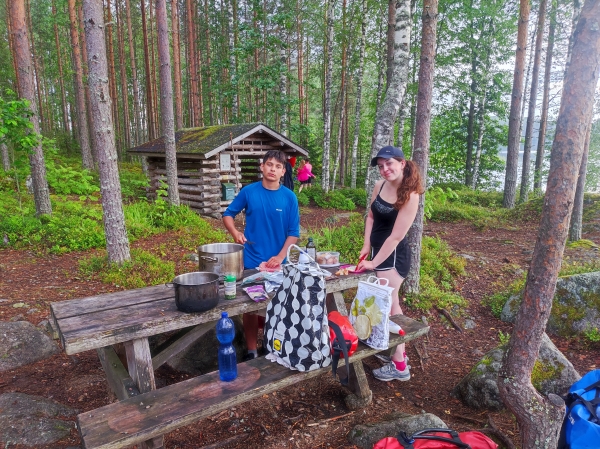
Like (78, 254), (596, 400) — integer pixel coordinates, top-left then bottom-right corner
(216, 311), (237, 382)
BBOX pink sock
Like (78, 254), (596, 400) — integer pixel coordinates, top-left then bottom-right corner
(394, 360), (407, 371)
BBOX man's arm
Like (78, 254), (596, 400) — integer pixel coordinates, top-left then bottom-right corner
(223, 216), (246, 244)
(265, 235), (299, 268)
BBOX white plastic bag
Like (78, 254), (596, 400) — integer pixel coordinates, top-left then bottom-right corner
(348, 276), (394, 350)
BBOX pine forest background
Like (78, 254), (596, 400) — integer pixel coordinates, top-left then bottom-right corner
(1, 0), (598, 192)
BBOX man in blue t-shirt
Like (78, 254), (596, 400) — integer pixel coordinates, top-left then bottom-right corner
(223, 150), (300, 360)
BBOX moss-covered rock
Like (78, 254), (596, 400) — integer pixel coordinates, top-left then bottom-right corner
(451, 333), (580, 411)
(500, 271), (600, 337)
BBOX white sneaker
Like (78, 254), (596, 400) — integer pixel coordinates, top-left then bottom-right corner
(373, 361), (411, 381)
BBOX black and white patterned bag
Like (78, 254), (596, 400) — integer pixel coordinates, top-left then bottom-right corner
(264, 245), (332, 372)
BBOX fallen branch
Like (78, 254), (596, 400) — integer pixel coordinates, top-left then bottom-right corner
(452, 414), (487, 426)
(306, 411), (354, 426)
(198, 432), (249, 449)
(436, 307), (463, 333)
(411, 341), (426, 371)
(284, 414), (304, 424)
(250, 419), (270, 435)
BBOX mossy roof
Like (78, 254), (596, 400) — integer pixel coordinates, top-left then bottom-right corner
(128, 123), (308, 158)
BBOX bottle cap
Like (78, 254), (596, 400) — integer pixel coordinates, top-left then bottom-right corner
(224, 274), (236, 281)
(221, 311), (228, 318)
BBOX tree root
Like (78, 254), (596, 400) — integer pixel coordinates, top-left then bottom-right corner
(475, 415), (516, 449)
(436, 306), (463, 332)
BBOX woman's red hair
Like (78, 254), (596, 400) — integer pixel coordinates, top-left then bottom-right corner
(393, 158), (424, 210)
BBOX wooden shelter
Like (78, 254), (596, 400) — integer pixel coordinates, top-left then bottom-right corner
(129, 123), (309, 217)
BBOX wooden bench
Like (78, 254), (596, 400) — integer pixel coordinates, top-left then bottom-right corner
(78, 315), (428, 449)
(50, 271), (429, 449)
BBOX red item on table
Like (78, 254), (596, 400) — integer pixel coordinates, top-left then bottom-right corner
(258, 261), (282, 272)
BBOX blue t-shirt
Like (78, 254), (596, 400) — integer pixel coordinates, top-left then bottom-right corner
(223, 182), (300, 269)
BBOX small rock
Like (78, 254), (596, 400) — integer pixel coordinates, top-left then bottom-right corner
(27, 308), (38, 315)
(12, 302), (27, 308)
(0, 321), (59, 372)
(0, 299), (8, 303)
(458, 254), (476, 261)
(463, 319), (476, 329)
(186, 253), (199, 262)
(9, 314), (25, 322)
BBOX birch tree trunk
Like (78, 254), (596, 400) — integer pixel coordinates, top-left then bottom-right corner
(503, 0), (530, 208)
(83, 0), (131, 265)
(125, 0), (142, 144)
(156, 0), (180, 206)
(351, 0), (366, 189)
(498, 2), (600, 447)
(68, 0), (94, 169)
(10, 0), (52, 217)
(1, 144), (10, 171)
(171, 0), (183, 130)
(520, 0), (548, 203)
(404, 0), (437, 295)
(321, 0), (334, 192)
(366, 0), (411, 201)
(534, 0), (557, 192)
(569, 119), (592, 242)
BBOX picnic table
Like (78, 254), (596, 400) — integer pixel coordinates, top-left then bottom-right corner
(50, 269), (429, 449)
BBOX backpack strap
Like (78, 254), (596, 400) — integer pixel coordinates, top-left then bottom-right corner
(329, 321), (350, 386)
(397, 429), (471, 449)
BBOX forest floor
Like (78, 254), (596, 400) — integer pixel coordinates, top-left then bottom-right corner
(1, 206), (600, 449)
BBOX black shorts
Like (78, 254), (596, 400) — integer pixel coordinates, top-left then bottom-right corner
(299, 179), (311, 185)
(371, 240), (411, 278)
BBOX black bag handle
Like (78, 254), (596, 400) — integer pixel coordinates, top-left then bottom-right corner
(397, 429), (471, 449)
(329, 321), (351, 386)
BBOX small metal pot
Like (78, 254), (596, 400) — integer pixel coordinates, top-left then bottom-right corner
(167, 272), (220, 313)
(198, 243), (244, 280)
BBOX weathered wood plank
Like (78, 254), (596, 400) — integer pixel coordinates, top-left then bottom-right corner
(53, 272), (372, 355)
(78, 316), (428, 449)
(97, 347), (141, 401)
(151, 323), (214, 370)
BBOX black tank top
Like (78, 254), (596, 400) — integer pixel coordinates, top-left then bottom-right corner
(370, 182), (406, 247)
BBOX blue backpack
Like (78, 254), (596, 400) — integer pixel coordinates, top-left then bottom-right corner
(558, 370), (600, 449)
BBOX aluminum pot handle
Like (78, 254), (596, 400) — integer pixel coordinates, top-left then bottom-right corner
(200, 255), (218, 262)
(165, 282), (174, 288)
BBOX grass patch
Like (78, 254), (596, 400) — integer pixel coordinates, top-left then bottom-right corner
(483, 275), (527, 318)
(79, 249), (175, 289)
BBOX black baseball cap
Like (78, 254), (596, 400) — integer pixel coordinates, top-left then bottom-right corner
(370, 146), (405, 167)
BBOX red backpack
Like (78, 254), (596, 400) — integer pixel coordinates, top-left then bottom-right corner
(328, 311), (358, 385)
(373, 429), (498, 449)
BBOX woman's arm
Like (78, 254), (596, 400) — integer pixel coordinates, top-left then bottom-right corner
(359, 191), (420, 270)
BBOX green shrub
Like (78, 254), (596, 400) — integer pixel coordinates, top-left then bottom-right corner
(317, 191), (355, 210)
(559, 259), (600, 276)
(296, 191), (309, 206)
(120, 162), (150, 201)
(177, 219), (231, 251)
(337, 187), (367, 207)
(483, 275), (527, 318)
(311, 213), (365, 263)
(79, 249), (175, 289)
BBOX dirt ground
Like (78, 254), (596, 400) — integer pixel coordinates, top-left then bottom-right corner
(1, 206), (599, 449)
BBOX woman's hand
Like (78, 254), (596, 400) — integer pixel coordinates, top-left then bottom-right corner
(359, 246), (370, 261)
(357, 259), (374, 272)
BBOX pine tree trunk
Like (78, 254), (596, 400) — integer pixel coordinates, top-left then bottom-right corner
(26, 1), (46, 134)
(156, 0), (180, 206)
(404, 0), (437, 295)
(52, 0), (70, 134)
(186, 0), (199, 126)
(195, 0), (205, 128)
(564, 0), (583, 78)
(1, 143), (10, 171)
(10, 0), (52, 217)
(83, 0), (131, 265)
(534, 0), (556, 192)
(569, 119), (592, 242)
(149, 0), (160, 136)
(518, 30), (535, 152)
(520, 0), (548, 203)
(68, 0), (94, 169)
(321, 0), (334, 192)
(116, 0), (131, 152)
(228, 0), (238, 121)
(78, 0), (97, 160)
(7, 5), (21, 94)
(503, 0), (530, 208)
(366, 0), (411, 200)
(172, 0), (183, 130)
(125, 0), (142, 144)
(297, 0), (304, 128)
(105, 0), (121, 154)
(498, 2), (600, 446)
(351, 0), (366, 189)
(141, 0), (156, 139)
(204, 0), (214, 125)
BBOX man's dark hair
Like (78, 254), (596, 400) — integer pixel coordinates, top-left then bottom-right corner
(263, 150), (287, 165)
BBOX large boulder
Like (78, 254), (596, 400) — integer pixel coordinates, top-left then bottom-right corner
(501, 271), (600, 336)
(0, 392), (75, 446)
(0, 320), (59, 372)
(452, 333), (580, 411)
(348, 412), (447, 449)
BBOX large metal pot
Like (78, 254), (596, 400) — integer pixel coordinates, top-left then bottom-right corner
(198, 243), (244, 280)
(167, 272), (220, 313)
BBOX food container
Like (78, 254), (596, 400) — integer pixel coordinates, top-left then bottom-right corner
(198, 243), (244, 280)
(316, 251), (340, 266)
(167, 272), (220, 313)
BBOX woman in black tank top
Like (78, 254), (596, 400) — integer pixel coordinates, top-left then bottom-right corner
(356, 146), (424, 381)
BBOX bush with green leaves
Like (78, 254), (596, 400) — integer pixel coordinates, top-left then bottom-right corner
(296, 191), (309, 206)
(120, 162), (150, 201)
(337, 187), (367, 207)
(79, 249), (175, 289)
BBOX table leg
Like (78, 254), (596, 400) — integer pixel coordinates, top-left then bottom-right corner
(327, 291), (373, 410)
(125, 338), (164, 449)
